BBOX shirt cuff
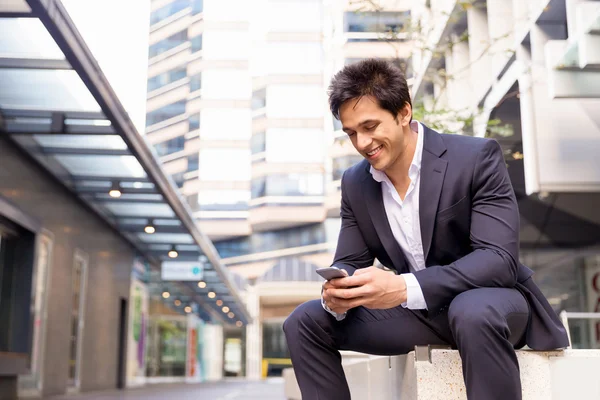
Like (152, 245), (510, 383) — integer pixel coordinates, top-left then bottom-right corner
(321, 290), (347, 321)
(400, 273), (428, 310)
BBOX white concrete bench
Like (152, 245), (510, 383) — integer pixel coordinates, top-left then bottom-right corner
(283, 347), (600, 399)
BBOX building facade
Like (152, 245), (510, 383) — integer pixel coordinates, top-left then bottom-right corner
(408, 0), (600, 347)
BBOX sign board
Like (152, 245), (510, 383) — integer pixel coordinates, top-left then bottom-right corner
(161, 261), (204, 281)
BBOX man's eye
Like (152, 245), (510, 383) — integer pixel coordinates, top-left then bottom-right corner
(366, 125), (377, 130)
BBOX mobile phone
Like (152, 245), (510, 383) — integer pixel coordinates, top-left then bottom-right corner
(315, 266), (348, 280)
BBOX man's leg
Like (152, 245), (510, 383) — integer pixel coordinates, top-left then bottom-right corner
(283, 299), (452, 400)
(448, 288), (529, 400)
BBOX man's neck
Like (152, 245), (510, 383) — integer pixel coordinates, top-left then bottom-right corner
(385, 127), (418, 187)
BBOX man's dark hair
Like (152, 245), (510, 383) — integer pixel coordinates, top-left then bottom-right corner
(328, 58), (412, 121)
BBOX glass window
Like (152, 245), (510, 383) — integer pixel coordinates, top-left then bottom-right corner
(266, 128), (324, 163)
(264, 42), (322, 75)
(252, 173), (324, 198)
(203, 0), (251, 22)
(198, 190), (250, 211)
(263, 321), (290, 360)
(187, 153), (199, 172)
(68, 251), (88, 388)
(344, 11), (410, 33)
(199, 148), (250, 181)
(146, 100), (186, 127)
(191, 34), (203, 53)
(150, 0), (190, 26)
(332, 155), (363, 181)
(189, 114), (200, 131)
(148, 30), (187, 58)
(172, 172), (185, 188)
(251, 131), (266, 154)
(267, 84), (323, 119)
(154, 136), (185, 157)
(146, 317), (187, 377)
(201, 108), (250, 140)
(189, 73), (202, 92)
(147, 67), (187, 92)
(192, 0), (204, 15)
(252, 88), (266, 111)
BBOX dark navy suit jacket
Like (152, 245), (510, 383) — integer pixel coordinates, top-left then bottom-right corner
(332, 124), (569, 350)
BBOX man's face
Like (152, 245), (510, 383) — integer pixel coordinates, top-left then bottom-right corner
(339, 95), (410, 172)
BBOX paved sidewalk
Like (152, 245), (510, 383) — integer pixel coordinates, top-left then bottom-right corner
(44, 378), (285, 400)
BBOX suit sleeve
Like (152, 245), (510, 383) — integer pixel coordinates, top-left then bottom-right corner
(413, 139), (519, 315)
(331, 170), (375, 276)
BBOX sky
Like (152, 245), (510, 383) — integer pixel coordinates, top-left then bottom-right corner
(61, 0), (151, 133)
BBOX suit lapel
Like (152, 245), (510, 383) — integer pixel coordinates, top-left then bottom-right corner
(362, 170), (408, 273)
(419, 127), (448, 261)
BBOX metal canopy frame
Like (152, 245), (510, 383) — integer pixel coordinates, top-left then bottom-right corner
(0, 0), (250, 325)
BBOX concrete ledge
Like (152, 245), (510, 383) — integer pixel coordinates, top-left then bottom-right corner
(283, 348), (600, 400)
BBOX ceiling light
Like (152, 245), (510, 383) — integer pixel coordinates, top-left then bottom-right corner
(162, 291), (170, 299)
(174, 299), (181, 306)
(198, 281), (206, 289)
(228, 312), (234, 318)
(184, 306), (192, 313)
(168, 246), (178, 258)
(216, 300), (223, 306)
(109, 182), (121, 198)
(236, 321), (243, 328)
(208, 291), (216, 299)
(222, 306), (230, 313)
(144, 219), (156, 234)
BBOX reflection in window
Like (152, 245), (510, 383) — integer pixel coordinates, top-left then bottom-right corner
(154, 136), (185, 157)
(251, 173), (324, 198)
(251, 131), (266, 154)
(146, 317), (187, 377)
(147, 67), (187, 92)
(191, 34), (203, 53)
(149, 30), (187, 58)
(146, 100), (186, 127)
(190, 73), (202, 92)
(198, 190), (250, 211)
(332, 155), (363, 181)
(344, 11), (410, 33)
(150, 0), (189, 26)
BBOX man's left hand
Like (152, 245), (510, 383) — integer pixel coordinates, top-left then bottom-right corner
(324, 266), (407, 310)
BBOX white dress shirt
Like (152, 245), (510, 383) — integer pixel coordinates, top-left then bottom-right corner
(322, 120), (428, 320)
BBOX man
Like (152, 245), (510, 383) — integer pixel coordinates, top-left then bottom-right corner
(283, 59), (569, 400)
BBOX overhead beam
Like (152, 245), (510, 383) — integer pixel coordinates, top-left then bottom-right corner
(40, 147), (131, 156)
(5, 121), (116, 135)
(0, 12), (35, 18)
(75, 187), (156, 195)
(0, 57), (71, 70)
(71, 175), (151, 183)
(1, 108), (106, 120)
(117, 224), (187, 234)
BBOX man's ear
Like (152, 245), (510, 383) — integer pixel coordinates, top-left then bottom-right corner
(399, 103), (412, 126)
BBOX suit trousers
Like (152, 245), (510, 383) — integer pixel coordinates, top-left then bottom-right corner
(283, 287), (530, 400)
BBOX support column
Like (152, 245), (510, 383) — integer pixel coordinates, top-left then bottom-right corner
(487, 0), (514, 78)
(203, 323), (224, 381)
(245, 285), (262, 380)
(467, 3), (492, 102)
(449, 34), (472, 112)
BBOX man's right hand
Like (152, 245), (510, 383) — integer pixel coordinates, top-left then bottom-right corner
(322, 278), (352, 315)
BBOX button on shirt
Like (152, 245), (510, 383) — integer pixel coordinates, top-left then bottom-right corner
(322, 120), (428, 320)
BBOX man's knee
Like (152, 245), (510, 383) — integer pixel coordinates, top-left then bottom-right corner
(283, 299), (329, 338)
(448, 290), (501, 337)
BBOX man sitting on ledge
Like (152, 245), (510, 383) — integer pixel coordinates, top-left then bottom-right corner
(283, 59), (569, 400)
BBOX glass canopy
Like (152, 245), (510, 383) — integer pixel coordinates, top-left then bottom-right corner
(0, 0), (249, 325)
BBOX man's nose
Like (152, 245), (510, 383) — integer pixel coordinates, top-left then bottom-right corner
(356, 132), (371, 151)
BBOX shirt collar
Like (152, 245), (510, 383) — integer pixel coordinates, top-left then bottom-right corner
(370, 120), (424, 183)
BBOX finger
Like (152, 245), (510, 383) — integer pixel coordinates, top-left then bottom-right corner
(332, 297), (365, 310)
(330, 273), (372, 289)
(328, 286), (370, 300)
(323, 281), (336, 290)
(353, 266), (376, 276)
